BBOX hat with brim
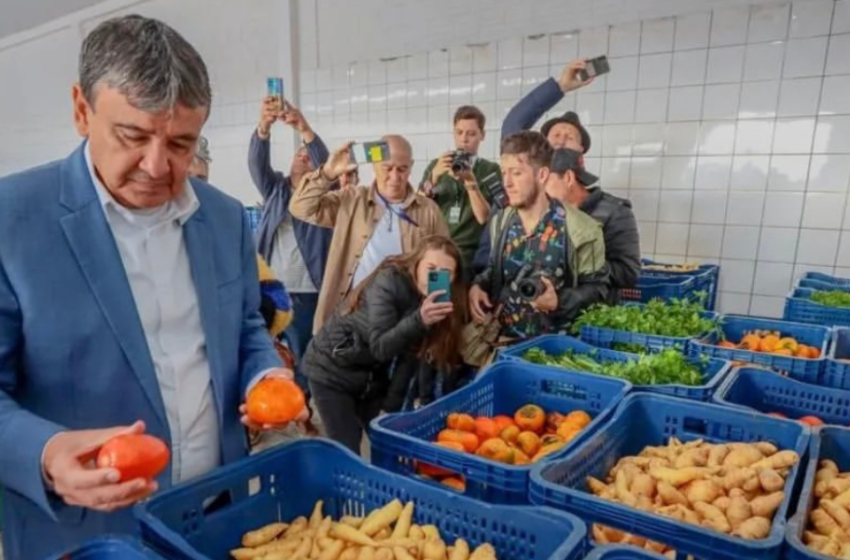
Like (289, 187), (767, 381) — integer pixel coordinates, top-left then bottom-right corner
(551, 148), (599, 186)
(540, 111), (591, 154)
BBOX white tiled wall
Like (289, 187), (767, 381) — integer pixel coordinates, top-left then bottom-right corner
(298, 0), (850, 318)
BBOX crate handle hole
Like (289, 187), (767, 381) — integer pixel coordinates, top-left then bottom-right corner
(682, 417), (708, 436)
(201, 490), (234, 517)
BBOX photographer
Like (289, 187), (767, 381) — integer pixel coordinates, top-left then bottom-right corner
(420, 106), (503, 281)
(469, 132), (609, 340)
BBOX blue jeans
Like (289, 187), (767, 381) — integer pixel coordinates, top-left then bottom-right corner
(285, 292), (319, 395)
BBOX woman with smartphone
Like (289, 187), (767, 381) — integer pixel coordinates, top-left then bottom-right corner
(302, 235), (467, 454)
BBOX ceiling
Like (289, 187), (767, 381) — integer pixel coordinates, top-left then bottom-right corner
(0, 0), (107, 39)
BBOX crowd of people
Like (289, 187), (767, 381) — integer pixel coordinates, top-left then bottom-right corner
(0, 14), (640, 560)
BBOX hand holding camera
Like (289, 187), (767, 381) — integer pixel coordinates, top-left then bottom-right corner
(514, 265), (558, 313)
(531, 277), (558, 313)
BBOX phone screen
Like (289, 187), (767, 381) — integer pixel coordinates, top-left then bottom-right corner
(267, 77), (285, 108)
(578, 56), (610, 82)
(427, 270), (451, 303)
(350, 141), (390, 164)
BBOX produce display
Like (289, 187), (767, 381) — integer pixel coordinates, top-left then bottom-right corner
(573, 299), (717, 339)
(522, 347), (703, 386)
(642, 263), (702, 273)
(416, 406), (593, 486)
(810, 290), (850, 308)
(246, 376), (307, 424)
(713, 330), (821, 359)
(96, 434), (170, 482)
(585, 437), (799, 556)
(801, 460), (850, 559)
(230, 499), (498, 560)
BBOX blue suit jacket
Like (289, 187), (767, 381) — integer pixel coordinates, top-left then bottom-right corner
(0, 144), (281, 560)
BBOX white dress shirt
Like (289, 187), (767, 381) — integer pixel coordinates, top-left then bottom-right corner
(85, 146), (220, 484)
(270, 214), (316, 294)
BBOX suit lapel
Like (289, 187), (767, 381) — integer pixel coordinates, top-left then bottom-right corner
(58, 146), (168, 427)
(183, 209), (225, 418)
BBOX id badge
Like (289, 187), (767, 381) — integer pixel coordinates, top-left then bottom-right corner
(448, 204), (461, 225)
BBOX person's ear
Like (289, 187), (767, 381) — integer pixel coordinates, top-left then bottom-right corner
(71, 83), (92, 137)
(538, 166), (551, 185)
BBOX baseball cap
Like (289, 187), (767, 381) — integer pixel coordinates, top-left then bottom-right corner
(196, 136), (212, 162)
(540, 111), (591, 153)
(551, 148), (599, 186)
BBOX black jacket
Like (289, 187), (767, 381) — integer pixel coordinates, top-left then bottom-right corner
(580, 188), (641, 300)
(302, 266), (428, 411)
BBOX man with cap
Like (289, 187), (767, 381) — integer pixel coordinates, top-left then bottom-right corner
(189, 135), (212, 181)
(546, 149), (640, 302)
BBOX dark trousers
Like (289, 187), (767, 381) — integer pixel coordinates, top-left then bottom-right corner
(308, 378), (384, 455)
(285, 292), (319, 395)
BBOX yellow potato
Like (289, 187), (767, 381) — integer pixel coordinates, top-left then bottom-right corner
(448, 539), (470, 560)
(241, 522), (288, 548)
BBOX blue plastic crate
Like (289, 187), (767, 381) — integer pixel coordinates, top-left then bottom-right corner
(583, 545), (668, 560)
(135, 439), (587, 560)
(713, 367), (850, 425)
(784, 288), (850, 327)
(620, 276), (697, 305)
(45, 537), (164, 560)
(529, 393), (811, 560)
(500, 335), (730, 401)
(799, 278), (850, 292)
(802, 272), (850, 287)
(824, 327), (850, 390)
(640, 259), (720, 311)
(578, 303), (719, 353)
(369, 360), (632, 504)
(688, 314), (829, 383)
(785, 427), (850, 560)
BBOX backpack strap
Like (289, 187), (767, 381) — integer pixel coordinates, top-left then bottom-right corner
(488, 207), (516, 300)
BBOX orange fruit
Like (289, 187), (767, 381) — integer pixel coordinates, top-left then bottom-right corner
(514, 405), (546, 434)
(446, 413), (475, 432)
(799, 416), (824, 426)
(246, 377), (306, 425)
(563, 410), (592, 429)
(474, 417), (500, 441)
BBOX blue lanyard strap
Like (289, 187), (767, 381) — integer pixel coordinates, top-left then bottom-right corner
(376, 191), (419, 228)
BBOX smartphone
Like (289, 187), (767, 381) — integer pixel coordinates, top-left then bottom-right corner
(427, 270), (451, 303)
(267, 77), (285, 109)
(350, 141), (390, 164)
(577, 55), (610, 82)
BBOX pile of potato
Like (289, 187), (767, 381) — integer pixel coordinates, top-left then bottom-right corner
(230, 499), (497, 560)
(803, 460), (850, 558)
(585, 437), (799, 555)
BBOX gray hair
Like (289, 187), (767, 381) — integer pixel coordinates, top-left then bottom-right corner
(79, 15), (211, 112)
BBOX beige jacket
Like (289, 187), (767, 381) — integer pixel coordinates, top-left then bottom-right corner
(290, 167), (449, 334)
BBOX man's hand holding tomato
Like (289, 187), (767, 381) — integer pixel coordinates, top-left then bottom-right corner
(239, 368), (309, 431)
(41, 421), (159, 512)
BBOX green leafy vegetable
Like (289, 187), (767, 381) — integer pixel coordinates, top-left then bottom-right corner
(810, 290), (850, 308)
(523, 347), (704, 386)
(572, 298), (719, 339)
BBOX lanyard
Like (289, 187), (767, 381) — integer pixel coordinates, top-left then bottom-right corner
(376, 191), (419, 228)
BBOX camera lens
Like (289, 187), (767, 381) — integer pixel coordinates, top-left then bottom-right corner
(517, 279), (537, 300)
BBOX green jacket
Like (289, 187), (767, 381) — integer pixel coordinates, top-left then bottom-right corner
(419, 157), (503, 274)
(474, 199), (610, 327)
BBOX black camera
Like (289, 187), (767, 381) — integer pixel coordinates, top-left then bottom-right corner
(513, 264), (548, 302)
(450, 150), (472, 173)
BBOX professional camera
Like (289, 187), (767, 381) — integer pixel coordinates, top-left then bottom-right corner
(450, 150), (472, 173)
(513, 264), (548, 302)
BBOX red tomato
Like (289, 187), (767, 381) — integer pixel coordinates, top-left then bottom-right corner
(799, 415), (824, 426)
(97, 434), (170, 482)
(246, 377), (306, 425)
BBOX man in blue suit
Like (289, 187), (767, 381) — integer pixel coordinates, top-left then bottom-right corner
(0, 15), (303, 560)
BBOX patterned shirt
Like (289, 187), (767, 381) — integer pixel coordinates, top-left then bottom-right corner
(498, 201), (568, 339)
